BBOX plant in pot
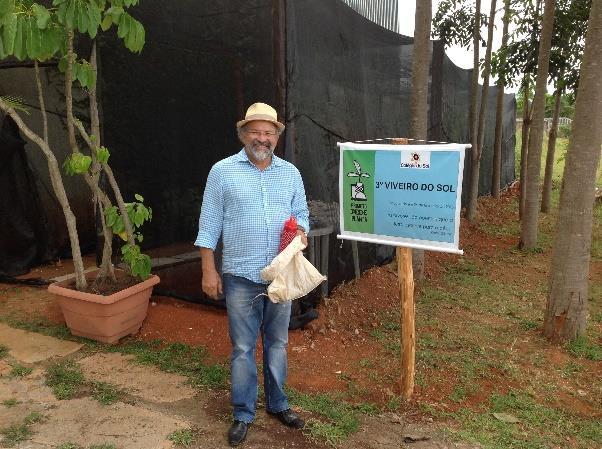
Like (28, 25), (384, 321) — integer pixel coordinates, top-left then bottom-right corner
(0, 0), (159, 343)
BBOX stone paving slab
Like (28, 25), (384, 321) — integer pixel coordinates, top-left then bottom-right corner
(78, 353), (197, 403)
(0, 324), (82, 364)
(23, 397), (189, 449)
(0, 369), (57, 428)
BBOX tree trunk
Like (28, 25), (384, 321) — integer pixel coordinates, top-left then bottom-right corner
(0, 99), (87, 290)
(544, 0), (601, 342)
(409, 0), (432, 281)
(519, 78), (531, 219)
(468, 0), (497, 220)
(541, 87), (562, 213)
(466, 0), (482, 221)
(519, 0), (556, 249)
(33, 61), (49, 144)
(88, 42), (115, 283)
(65, 30), (79, 155)
(492, 0), (511, 198)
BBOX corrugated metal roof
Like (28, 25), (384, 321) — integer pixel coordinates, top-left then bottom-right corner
(341, 0), (399, 32)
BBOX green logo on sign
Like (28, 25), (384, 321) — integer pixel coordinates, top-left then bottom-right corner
(343, 150), (375, 233)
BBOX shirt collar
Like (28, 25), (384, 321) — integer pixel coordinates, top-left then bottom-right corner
(234, 148), (285, 168)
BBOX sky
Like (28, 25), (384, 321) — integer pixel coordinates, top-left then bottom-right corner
(398, 0), (513, 91)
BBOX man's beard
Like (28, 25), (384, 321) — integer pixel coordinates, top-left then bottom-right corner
(246, 140), (273, 162)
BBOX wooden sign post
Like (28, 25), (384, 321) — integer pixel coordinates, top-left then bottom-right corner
(391, 137), (415, 399)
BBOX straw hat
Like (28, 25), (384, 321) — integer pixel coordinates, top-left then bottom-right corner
(236, 102), (285, 131)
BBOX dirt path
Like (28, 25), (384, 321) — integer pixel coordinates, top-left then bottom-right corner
(0, 339), (475, 449)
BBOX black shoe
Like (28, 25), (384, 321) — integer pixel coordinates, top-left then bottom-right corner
(268, 408), (305, 429)
(228, 420), (248, 447)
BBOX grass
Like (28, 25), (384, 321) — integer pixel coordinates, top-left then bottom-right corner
(91, 381), (122, 405)
(514, 128), (569, 183)
(407, 164), (601, 449)
(287, 388), (368, 445)
(0, 344), (8, 358)
(565, 336), (602, 361)
(108, 340), (229, 389)
(0, 412), (43, 447)
(168, 429), (196, 447)
(0, 316), (76, 341)
(0, 423), (32, 447)
(10, 364), (32, 377)
(2, 399), (19, 407)
(45, 360), (85, 400)
(446, 390), (602, 449)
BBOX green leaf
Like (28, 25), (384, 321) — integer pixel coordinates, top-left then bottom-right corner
(104, 205), (118, 227)
(39, 26), (61, 60)
(63, 152), (92, 176)
(76, 3), (88, 34)
(134, 193), (143, 202)
(100, 13), (112, 31)
(121, 15), (144, 53)
(65, 0), (76, 28)
(130, 19), (144, 53)
(13, 14), (26, 60)
(0, 0), (15, 19)
(117, 11), (128, 38)
(52, 0), (68, 6)
(105, 5), (123, 21)
(0, 33), (6, 59)
(25, 16), (42, 59)
(57, 1), (67, 24)
(2, 11), (17, 55)
(32, 4), (51, 29)
(96, 146), (110, 164)
(86, 2), (101, 38)
(58, 54), (67, 72)
(76, 61), (95, 89)
(112, 215), (124, 234)
(71, 60), (80, 83)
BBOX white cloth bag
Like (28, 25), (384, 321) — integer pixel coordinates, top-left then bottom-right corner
(260, 235), (327, 303)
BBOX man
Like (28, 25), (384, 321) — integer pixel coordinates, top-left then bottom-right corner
(195, 102), (309, 447)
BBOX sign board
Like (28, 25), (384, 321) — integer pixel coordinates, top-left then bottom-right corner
(337, 142), (468, 254)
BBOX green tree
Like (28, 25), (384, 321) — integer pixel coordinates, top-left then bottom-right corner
(519, 0), (556, 249)
(544, 0), (601, 342)
(541, 0), (590, 213)
(491, 0), (511, 198)
(498, 0), (543, 218)
(432, 0), (489, 221)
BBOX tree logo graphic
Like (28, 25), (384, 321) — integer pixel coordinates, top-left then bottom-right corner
(347, 160), (371, 201)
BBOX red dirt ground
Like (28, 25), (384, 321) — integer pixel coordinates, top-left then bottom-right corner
(6, 190), (601, 421)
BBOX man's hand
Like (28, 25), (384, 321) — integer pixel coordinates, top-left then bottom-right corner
(200, 248), (222, 300)
(296, 229), (308, 247)
(202, 268), (223, 300)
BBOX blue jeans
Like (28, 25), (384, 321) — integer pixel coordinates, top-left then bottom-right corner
(223, 274), (292, 423)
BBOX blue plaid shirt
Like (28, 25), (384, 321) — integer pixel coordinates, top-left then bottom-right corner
(195, 149), (310, 284)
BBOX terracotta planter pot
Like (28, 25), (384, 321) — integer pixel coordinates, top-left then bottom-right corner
(48, 272), (160, 344)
